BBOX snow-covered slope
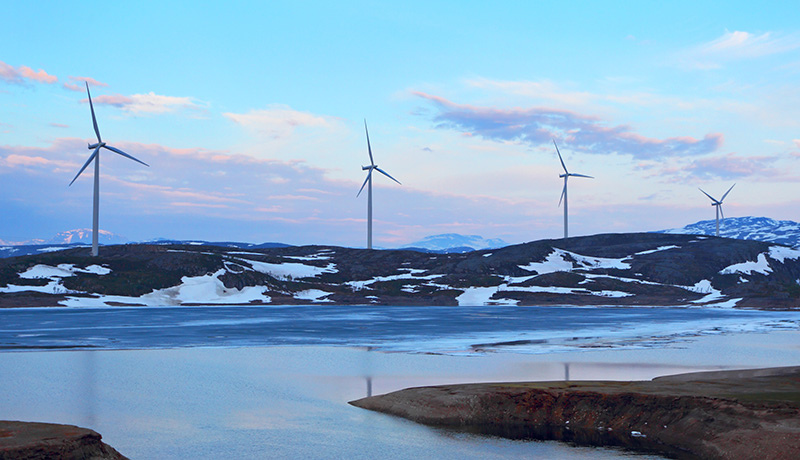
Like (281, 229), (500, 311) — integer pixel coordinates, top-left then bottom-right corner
(659, 216), (800, 248)
(3, 233), (799, 308)
(402, 233), (507, 253)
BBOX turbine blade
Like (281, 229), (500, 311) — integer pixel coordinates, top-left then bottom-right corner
(558, 181), (566, 207)
(569, 173), (593, 179)
(69, 147), (100, 186)
(103, 145), (149, 167)
(86, 82), (102, 143)
(719, 204), (725, 220)
(698, 188), (717, 203)
(364, 119), (374, 166)
(356, 170), (372, 197)
(720, 183), (736, 202)
(375, 167), (401, 185)
(553, 139), (568, 174)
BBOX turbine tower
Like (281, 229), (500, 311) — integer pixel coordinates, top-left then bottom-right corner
(69, 82), (149, 257)
(699, 184), (735, 237)
(554, 139), (593, 239)
(357, 120), (401, 250)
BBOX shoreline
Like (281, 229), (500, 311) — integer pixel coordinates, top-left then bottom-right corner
(350, 366), (800, 459)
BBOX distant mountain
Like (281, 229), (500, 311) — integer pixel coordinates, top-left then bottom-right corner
(146, 239), (291, 249)
(402, 233), (508, 253)
(48, 229), (129, 245)
(659, 217), (800, 248)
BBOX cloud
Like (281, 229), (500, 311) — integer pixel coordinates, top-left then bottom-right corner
(63, 76), (109, 92)
(0, 61), (57, 85)
(642, 152), (781, 182)
(50, 123), (69, 128)
(414, 92), (723, 159)
(88, 92), (203, 115)
(223, 105), (335, 139)
(699, 31), (800, 59)
(680, 31), (800, 69)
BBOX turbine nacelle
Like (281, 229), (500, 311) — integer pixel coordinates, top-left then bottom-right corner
(362, 164), (375, 171)
(88, 142), (106, 150)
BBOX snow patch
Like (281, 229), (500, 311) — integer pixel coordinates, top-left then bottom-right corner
(768, 246), (800, 263)
(519, 249), (630, 275)
(294, 289), (333, 302)
(244, 259), (337, 279)
(719, 253), (772, 276)
(634, 245), (680, 256)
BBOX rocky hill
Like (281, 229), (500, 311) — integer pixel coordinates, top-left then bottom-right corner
(1, 233), (799, 309)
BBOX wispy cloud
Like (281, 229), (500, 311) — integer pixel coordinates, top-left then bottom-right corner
(681, 30), (800, 69)
(63, 76), (109, 92)
(414, 92), (722, 159)
(88, 92), (204, 115)
(0, 60), (57, 85)
(700, 30), (800, 59)
(223, 105), (336, 139)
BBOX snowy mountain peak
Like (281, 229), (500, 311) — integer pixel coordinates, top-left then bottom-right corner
(402, 233), (508, 252)
(48, 229), (129, 245)
(658, 216), (800, 248)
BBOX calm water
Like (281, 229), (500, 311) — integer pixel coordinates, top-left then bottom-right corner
(2, 305), (800, 459)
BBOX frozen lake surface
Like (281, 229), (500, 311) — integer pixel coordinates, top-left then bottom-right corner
(2, 304), (799, 353)
(2, 305), (800, 459)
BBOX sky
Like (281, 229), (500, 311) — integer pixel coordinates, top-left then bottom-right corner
(1, 1), (799, 247)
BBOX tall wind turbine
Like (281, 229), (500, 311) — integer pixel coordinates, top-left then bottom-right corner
(357, 120), (401, 249)
(699, 183), (735, 237)
(554, 140), (593, 239)
(69, 82), (149, 257)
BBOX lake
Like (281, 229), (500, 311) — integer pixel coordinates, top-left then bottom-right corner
(2, 305), (799, 459)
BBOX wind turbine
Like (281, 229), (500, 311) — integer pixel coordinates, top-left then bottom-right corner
(698, 184), (735, 237)
(554, 139), (593, 239)
(357, 120), (401, 250)
(69, 82), (149, 257)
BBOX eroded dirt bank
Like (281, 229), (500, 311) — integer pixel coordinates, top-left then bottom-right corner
(0, 421), (127, 460)
(350, 366), (800, 459)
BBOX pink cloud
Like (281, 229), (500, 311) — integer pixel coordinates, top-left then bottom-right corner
(87, 92), (202, 115)
(414, 92), (723, 159)
(63, 76), (109, 92)
(0, 61), (57, 85)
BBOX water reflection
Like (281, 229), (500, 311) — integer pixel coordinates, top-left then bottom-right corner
(80, 350), (97, 427)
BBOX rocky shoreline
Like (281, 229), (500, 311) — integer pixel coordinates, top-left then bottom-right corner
(350, 366), (800, 459)
(0, 421), (127, 460)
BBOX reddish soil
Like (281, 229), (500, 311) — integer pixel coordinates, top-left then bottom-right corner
(0, 421), (127, 460)
(350, 366), (800, 459)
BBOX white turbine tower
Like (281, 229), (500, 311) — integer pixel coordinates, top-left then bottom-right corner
(554, 140), (593, 239)
(357, 120), (401, 250)
(69, 82), (149, 257)
(699, 183), (735, 237)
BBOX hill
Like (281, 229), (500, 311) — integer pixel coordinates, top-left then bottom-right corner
(1, 233), (799, 309)
(659, 216), (800, 248)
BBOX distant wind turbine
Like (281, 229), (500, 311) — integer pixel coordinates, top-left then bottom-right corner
(357, 120), (401, 250)
(698, 183), (735, 237)
(69, 82), (149, 257)
(554, 140), (593, 239)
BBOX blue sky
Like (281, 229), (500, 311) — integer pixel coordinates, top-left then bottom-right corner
(2, 1), (799, 247)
